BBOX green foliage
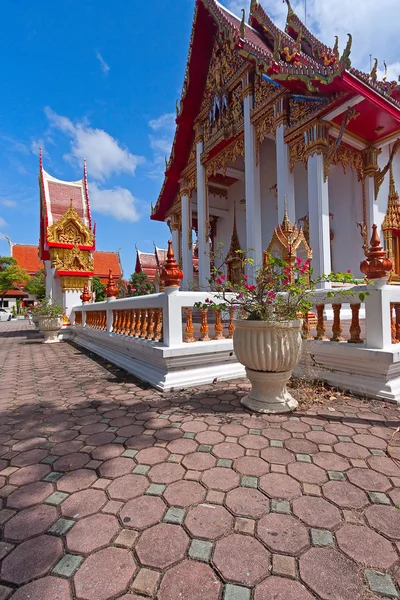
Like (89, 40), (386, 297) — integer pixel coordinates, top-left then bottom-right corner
(92, 276), (106, 302)
(31, 297), (64, 318)
(24, 269), (46, 300)
(129, 272), (156, 297)
(0, 256), (30, 307)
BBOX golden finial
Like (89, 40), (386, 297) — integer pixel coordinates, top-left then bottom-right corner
(333, 36), (339, 60)
(389, 164), (397, 197)
(284, 0), (294, 14)
(340, 33), (352, 69)
(383, 60), (387, 82)
(250, 0), (259, 11)
(370, 58), (378, 81)
(282, 196), (293, 232)
(240, 8), (246, 38)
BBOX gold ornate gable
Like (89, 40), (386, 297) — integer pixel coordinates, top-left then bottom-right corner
(382, 166), (400, 281)
(47, 202), (94, 247)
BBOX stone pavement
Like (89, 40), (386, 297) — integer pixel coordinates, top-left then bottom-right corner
(0, 321), (399, 600)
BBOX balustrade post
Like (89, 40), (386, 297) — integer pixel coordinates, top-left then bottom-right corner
(213, 309), (224, 340)
(153, 309), (163, 342)
(106, 308), (113, 333)
(331, 304), (344, 342)
(140, 309), (147, 338)
(134, 309), (141, 337)
(302, 312), (313, 340)
(184, 308), (196, 343)
(227, 309), (235, 339)
(128, 309), (135, 336)
(82, 310), (87, 328)
(200, 308), (210, 341)
(348, 303), (362, 343)
(314, 304), (327, 340)
(146, 309), (154, 340)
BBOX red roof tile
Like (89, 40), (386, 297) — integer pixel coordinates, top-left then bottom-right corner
(47, 181), (85, 223)
(92, 251), (121, 278)
(12, 245), (44, 275)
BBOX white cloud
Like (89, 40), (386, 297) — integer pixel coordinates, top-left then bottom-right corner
(96, 51), (110, 75)
(0, 199), (17, 208)
(221, 0), (400, 77)
(31, 139), (48, 157)
(89, 182), (140, 222)
(0, 217), (8, 228)
(45, 107), (144, 182)
(0, 233), (6, 241)
(0, 134), (29, 155)
(147, 112), (175, 179)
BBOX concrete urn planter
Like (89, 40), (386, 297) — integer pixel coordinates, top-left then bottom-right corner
(233, 319), (302, 414)
(32, 316), (40, 330)
(38, 316), (63, 343)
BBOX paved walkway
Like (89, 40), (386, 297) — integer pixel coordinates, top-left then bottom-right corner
(0, 321), (399, 600)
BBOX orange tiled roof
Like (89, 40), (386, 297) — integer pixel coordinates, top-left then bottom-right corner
(12, 245), (44, 275)
(92, 251), (121, 278)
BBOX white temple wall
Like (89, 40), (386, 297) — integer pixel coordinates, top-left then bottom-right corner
(259, 138), (278, 250)
(293, 162), (308, 224)
(328, 165), (364, 276)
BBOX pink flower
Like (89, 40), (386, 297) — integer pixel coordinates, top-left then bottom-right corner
(245, 284), (256, 291)
(236, 293), (244, 300)
(244, 275), (249, 280)
(268, 291), (275, 299)
(219, 274), (226, 281)
(205, 298), (210, 303)
(347, 270), (351, 274)
(284, 267), (291, 275)
(282, 278), (289, 286)
(296, 257), (302, 266)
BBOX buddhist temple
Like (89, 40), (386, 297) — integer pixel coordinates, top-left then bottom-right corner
(151, 0), (400, 289)
(135, 245), (199, 288)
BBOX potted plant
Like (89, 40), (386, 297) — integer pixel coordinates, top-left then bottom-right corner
(33, 297), (64, 343)
(196, 251), (362, 414)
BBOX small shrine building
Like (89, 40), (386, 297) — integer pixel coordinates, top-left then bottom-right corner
(151, 0), (400, 288)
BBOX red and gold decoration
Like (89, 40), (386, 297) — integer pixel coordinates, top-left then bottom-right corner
(360, 225), (392, 279)
(160, 240), (183, 288)
(80, 283), (91, 303)
(106, 270), (119, 298)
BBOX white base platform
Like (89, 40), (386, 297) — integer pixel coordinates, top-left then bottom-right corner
(64, 327), (245, 392)
(295, 340), (400, 404)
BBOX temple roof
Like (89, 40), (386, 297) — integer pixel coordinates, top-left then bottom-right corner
(11, 244), (44, 275)
(151, 0), (400, 222)
(135, 250), (160, 281)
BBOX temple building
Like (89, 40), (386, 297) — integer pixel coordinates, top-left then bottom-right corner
(151, 0), (400, 288)
(135, 244), (199, 288)
(34, 151), (122, 313)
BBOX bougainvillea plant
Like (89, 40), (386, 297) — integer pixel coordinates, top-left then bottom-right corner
(195, 248), (368, 322)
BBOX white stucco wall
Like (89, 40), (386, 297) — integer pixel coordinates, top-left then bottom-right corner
(259, 137), (278, 251)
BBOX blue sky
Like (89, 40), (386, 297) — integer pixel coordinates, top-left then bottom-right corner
(0, 0), (397, 276)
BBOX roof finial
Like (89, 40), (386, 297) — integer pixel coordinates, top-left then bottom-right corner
(282, 196), (292, 232)
(160, 240), (183, 288)
(105, 269), (119, 298)
(389, 164), (396, 197)
(360, 225), (392, 279)
(240, 8), (246, 38)
(39, 147), (43, 170)
(340, 33), (352, 69)
(333, 36), (339, 60)
(370, 58), (378, 81)
(383, 60), (388, 82)
(283, 0), (294, 16)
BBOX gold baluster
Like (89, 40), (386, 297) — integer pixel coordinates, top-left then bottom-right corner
(227, 309), (235, 339)
(122, 310), (128, 335)
(134, 309), (141, 336)
(200, 308), (210, 341)
(154, 309), (162, 342)
(147, 309), (155, 340)
(302, 312), (313, 339)
(184, 308), (196, 342)
(128, 309), (134, 336)
(213, 309), (224, 340)
(125, 309), (132, 335)
(314, 304), (327, 340)
(112, 310), (117, 333)
(140, 309), (147, 338)
(348, 303), (362, 343)
(331, 304), (344, 342)
(103, 311), (107, 331)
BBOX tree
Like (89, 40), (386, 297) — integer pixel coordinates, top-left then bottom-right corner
(24, 269), (46, 300)
(0, 257), (30, 308)
(92, 276), (106, 302)
(129, 272), (156, 296)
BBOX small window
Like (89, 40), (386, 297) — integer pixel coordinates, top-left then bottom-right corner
(3, 301), (9, 308)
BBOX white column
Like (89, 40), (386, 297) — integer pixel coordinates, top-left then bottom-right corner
(63, 290), (81, 317)
(196, 135), (210, 287)
(171, 225), (181, 268)
(243, 76), (263, 276)
(307, 152), (332, 287)
(44, 260), (54, 299)
(276, 123), (295, 223)
(181, 194), (193, 290)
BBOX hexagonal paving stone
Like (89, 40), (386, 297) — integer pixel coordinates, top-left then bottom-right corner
(292, 496), (341, 530)
(213, 533), (270, 586)
(7, 481), (54, 509)
(10, 576), (73, 600)
(259, 473), (301, 500)
(324, 423), (355, 437)
(181, 421), (208, 433)
(347, 467), (391, 492)
(312, 452), (351, 472)
(4, 504), (58, 541)
(11, 449), (48, 467)
(136, 523), (189, 568)
(305, 431), (337, 445)
(258, 513), (310, 555)
(74, 547), (135, 600)
(99, 457), (135, 479)
(367, 455), (400, 477)
(148, 463), (185, 484)
(234, 456), (269, 477)
(220, 424), (248, 437)
(336, 524), (398, 569)
(155, 428), (183, 441)
(353, 434), (387, 450)
(260, 447), (295, 465)
(225, 488), (270, 519)
(185, 504), (233, 539)
(282, 421), (311, 433)
(334, 442), (370, 459)
(213, 443), (245, 459)
(322, 481), (369, 509)
(365, 504), (400, 540)
(202, 467), (240, 492)
(53, 453), (90, 472)
(56, 469), (97, 493)
(196, 431), (225, 445)
(61, 489), (108, 519)
(163, 480), (206, 507)
(300, 548), (363, 600)
(85, 432), (115, 446)
(135, 447), (169, 465)
(254, 576), (315, 600)
(120, 495), (166, 530)
(1, 535), (63, 584)
(66, 513), (119, 554)
(288, 462), (328, 485)
(167, 438), (198, 454)
(107, 474), (148, 501)
(285, 439), (319, 455)
(52, 440), (84, 456)
(92, 444), (124, 460)
(8, 463), (51, 486)
(182, 452), (216, 471)
(158, 559), (221, 600)
(239, 435), (269, 450)
(261, 427), (291, 441)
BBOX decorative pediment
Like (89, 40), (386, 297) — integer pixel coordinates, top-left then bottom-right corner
(47, 202), (94, 248)
(51, 245), (94, 273)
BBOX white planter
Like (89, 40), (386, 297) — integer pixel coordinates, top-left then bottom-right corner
(32, 316), (40, 330)
(233, 319), (302, 413)
(38, 317), (63, 343)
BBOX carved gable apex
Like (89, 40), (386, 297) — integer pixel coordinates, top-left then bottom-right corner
(47, 202), (94, 248)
